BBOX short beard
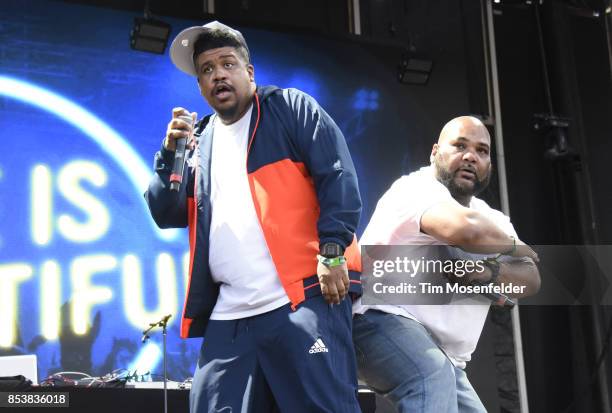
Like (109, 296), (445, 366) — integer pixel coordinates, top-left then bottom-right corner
(215, 104), (239, 122)
(434, 162), (490, 204)
(212, 90), (253, 124)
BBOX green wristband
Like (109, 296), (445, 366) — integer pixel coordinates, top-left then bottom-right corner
(317, 254), (347, 267)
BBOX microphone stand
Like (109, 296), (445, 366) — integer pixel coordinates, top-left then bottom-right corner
(141, 314), (171, 413)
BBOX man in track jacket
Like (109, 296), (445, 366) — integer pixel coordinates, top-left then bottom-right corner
(145, 21), (363, 413)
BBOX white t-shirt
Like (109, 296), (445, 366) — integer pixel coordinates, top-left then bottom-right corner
(354, 166), (518, 368)
(208, 106), (289, 319)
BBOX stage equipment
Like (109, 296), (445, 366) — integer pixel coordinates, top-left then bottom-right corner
(141, 314), (172, 413)
(531, 2), (611, 412)
(130, 1), (171, 54)
(397, 53), (433, 85)
(0, 355), (38, 384)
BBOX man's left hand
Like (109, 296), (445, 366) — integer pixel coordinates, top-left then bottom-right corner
(317, 261), (350, 305)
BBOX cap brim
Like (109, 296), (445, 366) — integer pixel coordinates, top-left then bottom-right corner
(169, 26), (208, 77)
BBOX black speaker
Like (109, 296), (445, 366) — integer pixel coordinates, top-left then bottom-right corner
(0, 375), (32, 391)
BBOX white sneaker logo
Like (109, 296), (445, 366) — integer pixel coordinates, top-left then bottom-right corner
(308, 338), (329, 354)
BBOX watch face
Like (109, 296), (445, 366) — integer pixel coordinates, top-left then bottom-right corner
(321, 243), (342, 257)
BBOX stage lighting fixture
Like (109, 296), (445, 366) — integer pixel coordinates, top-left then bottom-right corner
(397, 57), (433, 85)
(130, 17), (171, 54)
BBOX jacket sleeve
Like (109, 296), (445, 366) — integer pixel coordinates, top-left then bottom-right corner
(285, 88), (362, 249)
(144, 144), (193, 229)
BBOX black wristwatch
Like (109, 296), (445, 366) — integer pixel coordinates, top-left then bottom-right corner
(319, 242), (344, 258)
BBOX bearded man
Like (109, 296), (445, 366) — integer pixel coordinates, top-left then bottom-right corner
(352, 116), (540, 413)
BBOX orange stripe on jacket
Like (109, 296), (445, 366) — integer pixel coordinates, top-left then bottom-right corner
(180, 198), (197, 339)
(248, 158), (360, 306)
(345, 235), (362, 272)
(181, 158), (199, 339)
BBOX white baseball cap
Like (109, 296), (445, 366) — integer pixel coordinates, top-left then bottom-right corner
(169, 20), (250, 77)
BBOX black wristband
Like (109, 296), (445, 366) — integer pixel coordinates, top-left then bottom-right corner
(482, 258), (501, 283)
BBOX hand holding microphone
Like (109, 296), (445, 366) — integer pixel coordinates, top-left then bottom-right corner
(164, 108), (197, 191)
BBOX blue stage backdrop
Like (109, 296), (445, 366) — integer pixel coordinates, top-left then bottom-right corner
(0, 0), (466, 381)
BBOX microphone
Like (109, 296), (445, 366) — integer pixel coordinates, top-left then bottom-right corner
(169, 115), (194, 192)
(479, 289), (516, 307)
(141, 314), (173, 342)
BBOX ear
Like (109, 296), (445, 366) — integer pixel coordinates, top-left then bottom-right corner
(247, 64), (255, 82)
(430, 143), (439, 164)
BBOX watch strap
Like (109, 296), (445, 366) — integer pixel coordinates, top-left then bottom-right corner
(482, 258), (501, 283)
